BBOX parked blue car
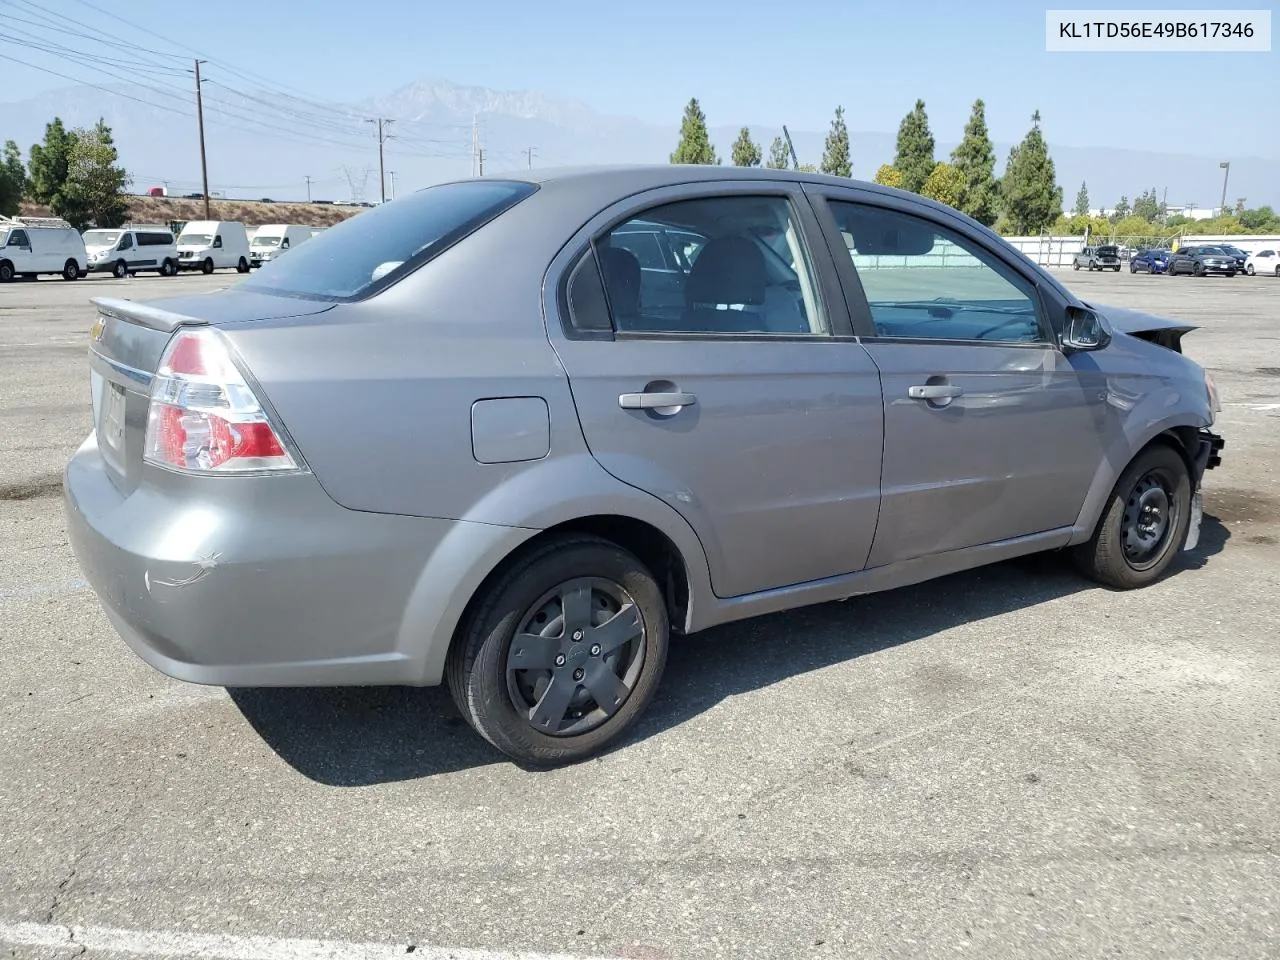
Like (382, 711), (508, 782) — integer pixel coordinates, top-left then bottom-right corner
(1130, 248), (1172, 274)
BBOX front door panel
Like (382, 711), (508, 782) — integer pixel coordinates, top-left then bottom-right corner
(862, 341), (1103, 566)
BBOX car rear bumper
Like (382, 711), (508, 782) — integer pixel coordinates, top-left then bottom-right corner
(63, 434), (529, 688)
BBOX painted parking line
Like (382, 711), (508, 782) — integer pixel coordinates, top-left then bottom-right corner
(0, 922), (633, 960)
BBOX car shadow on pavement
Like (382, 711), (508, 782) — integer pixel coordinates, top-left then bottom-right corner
(228, 517), (1230, 785)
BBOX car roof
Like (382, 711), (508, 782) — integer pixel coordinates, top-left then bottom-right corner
(440, 162), (978, 223)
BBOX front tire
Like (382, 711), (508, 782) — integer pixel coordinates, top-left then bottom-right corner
(112, 260), (128, 279)
(447, 535), (669, 766)
(1072, 444), (1192, 589)
(202, 257), (214, 275)
(0, 260), (12, 283)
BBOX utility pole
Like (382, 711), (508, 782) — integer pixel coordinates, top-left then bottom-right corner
(194, 59), (210, 220)
(1219, 161), (1230, 216)
(524, 146), (536, 169)
(368, 118), (394, 202)
(471, 113), (479, 177)
(304, 175), (312, 202)
(368, 120), (391, 203)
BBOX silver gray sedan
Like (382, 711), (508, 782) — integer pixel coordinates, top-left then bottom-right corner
(64, 165), (1226, 766)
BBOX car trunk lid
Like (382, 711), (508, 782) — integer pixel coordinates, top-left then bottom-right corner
(87, 291), (334, 494)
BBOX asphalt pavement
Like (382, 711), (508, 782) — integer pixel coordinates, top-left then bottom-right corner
(1, 267), (1278, 959)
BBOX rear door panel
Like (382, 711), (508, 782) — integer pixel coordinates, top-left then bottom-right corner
(544, 181), (886, 599)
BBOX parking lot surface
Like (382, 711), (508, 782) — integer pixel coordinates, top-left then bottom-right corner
(2, 269), (1278, 959)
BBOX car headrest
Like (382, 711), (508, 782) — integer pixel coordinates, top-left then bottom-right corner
(684, 236), (766, 307)
(596, 244), (641, 317)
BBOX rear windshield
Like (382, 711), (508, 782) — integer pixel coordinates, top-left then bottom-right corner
(240, 179), (537, 302)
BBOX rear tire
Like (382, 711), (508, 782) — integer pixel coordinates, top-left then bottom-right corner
(1072, 444), (1192, 590)
(201, 257), (214, 275)
(160, 258), (177, 277)
(236, 256), (249, 273)
(1246, 265), (1255, 276)
(1073, 261), (1081, 271)
(446, 535), (669, 767)
(62, 259), (79, 281)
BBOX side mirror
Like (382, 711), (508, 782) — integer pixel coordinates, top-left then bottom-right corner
(1061, 306), (1111, 353)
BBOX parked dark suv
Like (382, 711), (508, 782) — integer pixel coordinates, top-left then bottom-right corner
(1168, 245), (1238, 277)
(1072, 244), (1121, 271)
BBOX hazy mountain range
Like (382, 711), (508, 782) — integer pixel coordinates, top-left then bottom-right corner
(2, 76), (1276, 209)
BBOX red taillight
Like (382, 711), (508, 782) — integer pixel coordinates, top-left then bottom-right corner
(143, 329), (300, 474)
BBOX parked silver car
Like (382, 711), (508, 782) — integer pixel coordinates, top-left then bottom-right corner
(64, 166), (1225, 766)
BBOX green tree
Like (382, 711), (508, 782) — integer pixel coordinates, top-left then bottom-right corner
(670, 98), (719, 165)
(796, 162), (818, 173)
(949, 99), (998, 226)
(1132, 188), (1161, 222)
(57, 120), (130, 229)
(27, 117), (76, 206)
(1072, 181), (1090, 216)
(999, 111), (1062, 234)
(1239, 205), (1279, 231)
(765, 136), (790, 169)
(1113, 214), (1157, 238)
(1110, 195), (1131, 222)
(921, 162), (965, 209)
(873, 164), (904, 188)
(819, 105), (851, 178)
(0, 140), (25, 216)
(730, 127), (761, 167)
(893, 99), (935, 193)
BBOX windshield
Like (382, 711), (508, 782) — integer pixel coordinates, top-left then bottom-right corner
(240, 179), (537, 301)
(83, 230), (122, 247)
(251, 236), (282, 247)
(1096, 246), (1118, 255)
(178, 233), (213, 246)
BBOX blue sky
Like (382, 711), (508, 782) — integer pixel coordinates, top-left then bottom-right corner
(2, 0), (1277, 158)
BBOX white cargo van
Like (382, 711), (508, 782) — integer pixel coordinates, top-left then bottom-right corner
(249, 223), (313, 268)
(175, 220), (251, 274)
(83, 224), (180, 278)
(0, 216), (88, 282)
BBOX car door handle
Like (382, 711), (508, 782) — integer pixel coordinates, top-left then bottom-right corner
(618, 391), (697, 410)
(908, 384), (963, 400)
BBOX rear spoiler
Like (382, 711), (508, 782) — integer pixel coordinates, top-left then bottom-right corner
(91, 297), (210, 334)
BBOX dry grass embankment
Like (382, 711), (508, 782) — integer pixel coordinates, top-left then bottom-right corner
(19, 196), (366, 228)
